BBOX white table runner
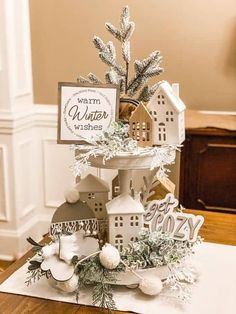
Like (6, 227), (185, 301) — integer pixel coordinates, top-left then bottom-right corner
(1, 242), (236, 314)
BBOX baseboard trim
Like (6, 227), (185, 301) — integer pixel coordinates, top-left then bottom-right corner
(0, 214), (52, 260)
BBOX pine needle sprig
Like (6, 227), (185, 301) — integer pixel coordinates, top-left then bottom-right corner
(77, 75), (90, 84)
(105, 22), (123, 41)
(127, 51), (163, 96)
(78, 6), (163, 100)
(87, 73), (103, 84)
(25, 268), (48, 286)
(137, 83), (160, 102)
(122, 41), (130, 63)
(105, 69), (118, 84)
(76, 256), (119, 310)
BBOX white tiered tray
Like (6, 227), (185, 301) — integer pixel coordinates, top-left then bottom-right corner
(81, 151), (160, 170)
(76, 146), (176, 193)
(111, 266), (169, 286)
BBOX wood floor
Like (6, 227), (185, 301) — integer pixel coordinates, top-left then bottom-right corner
(0, 210), (236, 271)
(186, 209), (236, 246)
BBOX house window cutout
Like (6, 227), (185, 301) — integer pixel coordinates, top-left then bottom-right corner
(88, 193), (95, 199)
(115, 234), (123, 251)
(130, 215), (139, 226)
(115, 216), (123, 227)
(166, 111), (174, 122)
(158, 123), (166, 142)
(114, 186), (120, 194)
(130, 236), (139, 242)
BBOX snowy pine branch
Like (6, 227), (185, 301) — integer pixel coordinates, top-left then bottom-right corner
(105, 69), (118, 84)
(120, 6), (130, 32)
(105, 23), (123, 41)
(93, 36), (125, 77)
(79, 6), (164, 99)
(137, 83), (160, 102)
(77, 76), (90, 84)
(77, 73), (103, 85)
(119, 77), (126, 93)
(122, 41), (130, 63)
(107, 41), (116, 59)
(87, 73), (103, 84)
(127, 51), (163, 96)
(123, 22), (135, 41)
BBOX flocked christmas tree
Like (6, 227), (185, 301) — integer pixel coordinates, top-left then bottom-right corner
(77, 6), (163, 102)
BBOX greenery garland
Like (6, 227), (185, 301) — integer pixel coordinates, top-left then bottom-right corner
(25, 230), (201, 310)
(72, 121), (178, 177)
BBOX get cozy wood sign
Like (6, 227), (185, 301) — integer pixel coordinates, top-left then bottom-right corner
(58, 82), (120, 144)
(144, 193), (204, 242)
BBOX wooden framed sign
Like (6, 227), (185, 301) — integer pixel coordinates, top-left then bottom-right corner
(58, 82), (120, 144)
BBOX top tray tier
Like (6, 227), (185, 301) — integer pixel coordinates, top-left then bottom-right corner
(76, 146), (177, 170)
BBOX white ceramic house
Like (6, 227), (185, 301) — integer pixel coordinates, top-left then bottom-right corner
(106, 193), (144, 252)
(76, 174), (110, 220)
(147, 81), (186, 145)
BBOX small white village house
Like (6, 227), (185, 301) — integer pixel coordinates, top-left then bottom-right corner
(147, 81), (186, 145)
(76, 174), (109, 220)
(106, 193), (144, 251)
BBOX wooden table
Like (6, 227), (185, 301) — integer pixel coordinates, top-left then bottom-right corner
(1, 209), (236, 314)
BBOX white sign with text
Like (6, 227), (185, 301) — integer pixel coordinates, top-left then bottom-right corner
(58, 83), (119, 144)
(144, 193), (204, 242)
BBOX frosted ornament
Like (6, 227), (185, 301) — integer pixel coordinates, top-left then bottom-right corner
(64, 188), (79, 203)
(144, 193), (204, 242)
(99, 244), (120, 270)
(139, 277), (163, 296)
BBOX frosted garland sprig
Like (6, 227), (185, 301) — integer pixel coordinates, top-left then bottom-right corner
(121, 230), (200, 270)
(25, 230), (200, 309)
(72, 122), (178, 177)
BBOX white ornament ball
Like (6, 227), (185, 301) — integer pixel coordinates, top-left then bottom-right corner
(139, 277), (163, 296)
(65, 189), (79, 203)
(99, 244), (120, 270)
(56, 274), (78, 293)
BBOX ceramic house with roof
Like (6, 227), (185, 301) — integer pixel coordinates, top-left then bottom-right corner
(106, 193), (144, 251)
(129, 103), (153, 147)
(76, 174), (109, 220)
(147, 81), (186, 145)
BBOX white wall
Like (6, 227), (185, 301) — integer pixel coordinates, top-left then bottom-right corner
(0, 0), (180, 260)
(0, 0), (85, 260)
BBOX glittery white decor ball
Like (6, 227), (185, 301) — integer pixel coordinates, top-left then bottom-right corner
(56, 274), (78, 293)
(64, 189), (79, 203)
(99, 244), (120, 270)
(139, 277), (163, 296)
